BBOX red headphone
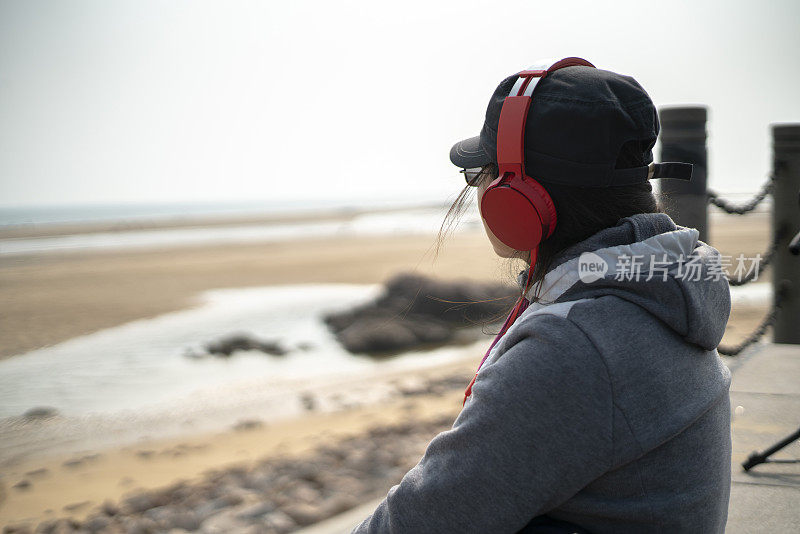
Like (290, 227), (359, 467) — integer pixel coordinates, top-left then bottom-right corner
(463, 57), (596, 405)
(480, 57), (596, 257)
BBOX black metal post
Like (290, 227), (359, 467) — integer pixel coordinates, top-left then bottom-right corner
(658, 106), (709, 243)
(772, 124), (800, 344)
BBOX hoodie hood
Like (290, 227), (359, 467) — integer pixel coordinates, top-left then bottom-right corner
(520, 213), (731, 350)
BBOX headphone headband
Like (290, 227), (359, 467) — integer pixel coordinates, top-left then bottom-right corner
(497, 57), (596, 183)
(499, 57), (692, 186)
(508, 57), (597, 98)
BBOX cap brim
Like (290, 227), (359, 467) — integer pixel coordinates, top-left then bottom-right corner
(449, 135), (492, 169)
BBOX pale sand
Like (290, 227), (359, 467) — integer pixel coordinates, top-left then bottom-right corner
(0, 209), (775, 527)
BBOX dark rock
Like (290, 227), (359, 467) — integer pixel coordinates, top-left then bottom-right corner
(33, 519), (57, 534)
(142, 505), (171, 523)
(37, 519), (80, 534)
(240, 472), (273, 493)
(337, 318), (432, 354)
(212, 493), (244, 508)
(281, 502), (327, 526)
(3, 524), (33, 534)
(232, 419), (264, 432)
(329, 474), (370, 498)
(12, 479), (32, 491)
(82, 514), (110, 533)
(62, 501), (90, 512)
(121, 491), (165, 514)
(321, 493), (360, 516)
(316, 445), (347, 465)
(101, 500), (120, 516)
(396, 377), (431, 396)
(193, 495), (242, 522)
(292, 461), (324, 484)
(119, 516), (157, 534)
(234, 502), (275, 521)
(22, 407), (59, 420)
(203, 333), (288, 357)
(300, 392), (316, 411)
(261, 510), (296, 533)
(144, 507), (200, 531)
(200, 509), (249, 533)
(183, 347), (207, 360)
(324, 273), (515, 355)
(25, 468), (49, 478)
(343, 449), (374, 474)
(286, 481), (320, 503)
(62, 458), (84, 469)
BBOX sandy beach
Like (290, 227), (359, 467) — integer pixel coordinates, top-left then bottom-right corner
(0, 210), (771, 359)
(0, 227), (505, 360)
(0, 358), (474, 530)
(0, 208), (775, 530)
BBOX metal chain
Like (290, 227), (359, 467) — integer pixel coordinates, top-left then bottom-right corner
(718, 282), (788, 356)
(701, 168), (789, 355)
(727, 226), (786, 286)
(707, 174), (775, 214)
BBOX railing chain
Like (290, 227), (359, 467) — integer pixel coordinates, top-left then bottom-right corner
(707, 174), (774, 214)
(718, 281), (788, 356)
(727, 225), (787, 286)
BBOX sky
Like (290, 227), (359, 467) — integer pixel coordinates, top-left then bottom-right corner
(0, 0), (799, 208)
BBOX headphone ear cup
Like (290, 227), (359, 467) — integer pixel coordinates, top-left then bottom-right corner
(480, 175), (557, 251)
(521, 176), (558, 237)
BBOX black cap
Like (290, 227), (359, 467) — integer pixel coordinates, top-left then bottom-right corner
(450, 65), (691, 186)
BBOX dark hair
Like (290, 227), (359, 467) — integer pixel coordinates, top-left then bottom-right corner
(439, 142), (661, 303)
(528, 179), (659, 300)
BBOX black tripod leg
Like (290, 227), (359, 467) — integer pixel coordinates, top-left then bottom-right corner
(742, 426), (800, 471)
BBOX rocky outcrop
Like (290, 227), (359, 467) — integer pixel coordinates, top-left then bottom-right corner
(184, 333), (289, 359)
(22, 407), (59, 420)
(204, 333), (288, 358)
(324, 273), (516, 355)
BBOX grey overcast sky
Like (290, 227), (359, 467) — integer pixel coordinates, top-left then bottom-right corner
(0, 0), (798, 207)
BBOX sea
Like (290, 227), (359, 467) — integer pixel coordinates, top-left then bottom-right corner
(0, 198), (433, 227)
(0, 199), (483, 256)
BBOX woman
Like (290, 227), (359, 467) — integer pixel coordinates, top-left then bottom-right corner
(353, 59), (732, 533)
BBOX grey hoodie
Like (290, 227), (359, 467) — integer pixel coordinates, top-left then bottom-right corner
(352, 213), (732, 534)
